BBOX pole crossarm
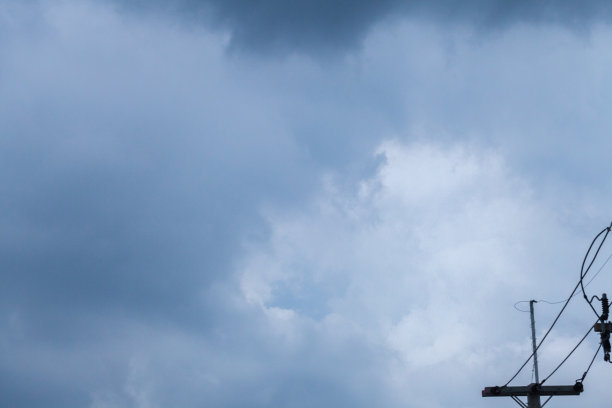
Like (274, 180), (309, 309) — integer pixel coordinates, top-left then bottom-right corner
(482, 383), (583, 398)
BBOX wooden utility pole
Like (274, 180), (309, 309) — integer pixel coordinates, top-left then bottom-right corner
(529, 300), (540, 385)
(482, 300), (584, 407)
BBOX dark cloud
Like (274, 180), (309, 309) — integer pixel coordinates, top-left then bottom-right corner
(0, 4), (394, 403)
(116, 0), (612, 54)
(0, 0), (306, 362)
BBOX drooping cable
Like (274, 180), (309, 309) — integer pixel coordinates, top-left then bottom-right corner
(580, 225), (612, 319)
(581, 251), (612, 294)
(513, 251), (612, 312)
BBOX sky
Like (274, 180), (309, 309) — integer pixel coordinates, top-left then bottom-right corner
(3, 0), (612, 407)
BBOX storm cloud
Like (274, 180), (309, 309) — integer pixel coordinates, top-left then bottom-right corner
(114, 0), (612, 53)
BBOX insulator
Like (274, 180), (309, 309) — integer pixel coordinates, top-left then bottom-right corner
(602, 293), (609, 321)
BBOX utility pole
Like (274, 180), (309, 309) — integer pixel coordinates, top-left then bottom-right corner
(530, 300), (540, 385)
(482, 300), (583, 408)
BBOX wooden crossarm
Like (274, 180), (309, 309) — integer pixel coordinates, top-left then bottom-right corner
(482, 384), (583, 397)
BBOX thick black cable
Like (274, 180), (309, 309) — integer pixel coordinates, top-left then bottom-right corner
(580, 225), (612, 318)
(504, 223), (612, 387)
(540, 320), (597, 384)
(581, 251), (612, 294)
(513, 251), (612, 311)
(579, 342), (602, 383)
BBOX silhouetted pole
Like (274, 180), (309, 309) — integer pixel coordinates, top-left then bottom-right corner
(530, 300), (540, 384)
(482, 300), (583, 407)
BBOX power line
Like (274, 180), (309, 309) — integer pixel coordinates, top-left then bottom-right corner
(540, 319), (598, 385)
(503, 278), (583, 386)
(484, 223), (612, 408)
(513, 250), (612, 312)
(580, 225), (612, 319)
(503, 224), (612, 387)
(578, 342), (602, 383)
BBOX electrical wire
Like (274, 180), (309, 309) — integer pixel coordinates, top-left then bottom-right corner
(581, 251), (612, 295)
(503, 223), (612, 387)
(580, 225), (612, 319)
(513, 251), (612, 312)
(503, 278), (583, 386)
(578, 342), (602, 383)
(540, 319), (598, 385)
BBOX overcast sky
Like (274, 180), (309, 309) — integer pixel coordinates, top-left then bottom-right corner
(3, 1), (612, 407)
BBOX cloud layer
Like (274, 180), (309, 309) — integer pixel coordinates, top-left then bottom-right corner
(237, 140), (604, 407)
(3, 1), (612, 407)
(115, 0), (612, 54)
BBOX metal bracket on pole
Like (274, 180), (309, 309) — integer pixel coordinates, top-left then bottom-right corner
(540, 395), (553, 407)
(511, 395), (527, 408)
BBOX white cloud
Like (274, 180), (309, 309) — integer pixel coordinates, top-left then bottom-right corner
(237, 139), (604, 406)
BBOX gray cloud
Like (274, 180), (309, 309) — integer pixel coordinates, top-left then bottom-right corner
(115, 0), (612, 54)
(0, 0), (304, 353)
(0, 3), (391, 404)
